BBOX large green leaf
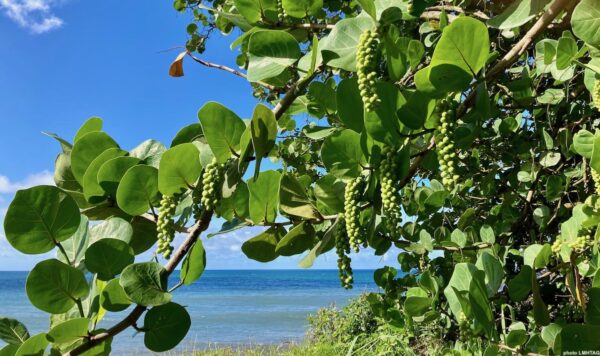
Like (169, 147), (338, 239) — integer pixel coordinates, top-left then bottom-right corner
(129, 139), (165, 168)
(320, 14), (376, 72)
(180, 240), (206, 285)
(475, 251), (504, 297)
(282, 0), (322, 17)
(443, 263), (479, 318)
(130, 216), (158, 255)
(364, 82), (404, 144)
(100, 279), (131, 312)
(275, 221), (316, 256)
(158, 143), (202, 196)
(96, 156), (140, 196)
(198, 102), (246, 163)
(321, 129), (367, 179)
(116, 165), (160, 216)
(71, 131), (119, 184)
(336, 78), (364, 132)
(74, 117), (103, 143)
(586, 288), (600, 324)
(572, 0), (600, 47)
(247, 30), (300, 82)
(82, 148), (128, 203)
(26, 259), (89, 314)
(46, 318), (89, 345)
(488, 0), (549, 29)
(170, 123), (203, 147)
(0, 318), (29, 345)
(242, 226), (285, 262)
(233, 0), (277, 24)
(468, 270), (495, 338)
(4, 186), (81, 255)
(85, 238), (134, 280)
(314, 175), (345, 214)
(119, 262), (171, 307)
(416, 17), (489, 94)
(89, 217), (133, 245)
(250, 104), (277, 179)
(247, 170), (281, 224)
(143, 303), (191, 352)
(56, 215), (89, 268)
(555, 324), (600, 354)
(14, 333), (48, 356)
(279, 174), (320, 219)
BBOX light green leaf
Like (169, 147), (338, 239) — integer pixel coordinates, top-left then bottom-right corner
(321, 129), (367, 179)
(198, 102), (246, 163)
(158, 143), (202, 196)
(46, 318), (89, 345)
(180, 240), (206, 286)
(116, 165), (160, 216)
(247, 31), (300, 82)
(488, 0), (549, 29)
(82, 148), (128, 203)
(279, 174), (320, 219)
(71, 131), (119, 184)
(247, 170), (281, 224)
(320, 14), (376, 72)
(572, 0), (600, 47)
(100, 279), (131, 312)
(97, 156), (140, 196)
(14, 333), (48, 356)
(74, 117), (103, 143)
(85, 238), (134, 280)
(250, 104), (277, 179)
(4, 186), (80, 255)
(26, 259), (89, 314)
(282, 0), (322, 18)
(275, 221), (316, 256)
(119, 262), (171, 307)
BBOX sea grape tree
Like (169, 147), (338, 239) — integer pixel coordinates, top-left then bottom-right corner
(2, 0), (600, 354)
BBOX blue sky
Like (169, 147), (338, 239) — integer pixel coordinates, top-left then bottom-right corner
(0, 0), (394, 270)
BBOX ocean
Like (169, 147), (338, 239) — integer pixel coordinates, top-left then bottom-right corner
(0, 270), (377, 353)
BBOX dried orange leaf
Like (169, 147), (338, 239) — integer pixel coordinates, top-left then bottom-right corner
(169, 51), (187, 77)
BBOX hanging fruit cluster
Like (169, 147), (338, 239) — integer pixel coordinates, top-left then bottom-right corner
(334, 215), (353, 289)
(436, 100), (459, 190)
(356, 30), (380, 112)
(380, 146), (402, 237)
(345, 176), (365, 252)
(201, 158), (224, 211)
(156, 194), (180, 259)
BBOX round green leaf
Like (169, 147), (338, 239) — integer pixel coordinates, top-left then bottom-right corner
(46, 318), (89, 345)
(336, 78), (364, 133)
(275, 222), (316, 256)
(89, 217), (133, 245)
(71, 131), (119, 184)
(129, 216), (158, 255)
(116, 165), (160, 216)
(82, 148), (128, 203)
(4, 185), (81, 254)
(100, 279), (131, 312)
(247, 170), (281, 224)
(143, 303), (191, 352)
(96, 156), (140, 196)
(572, 0), (600, 47)
(198, 102), (246, 164)
(0, 344), (19, 356)
(14, 333), (48, 356)
(74, 117), (103, 143)
(85, 238), (134, 280)
(0, 318), (29, 345)
(26, 259), (89, 314)
(180, 240), (206, 286)
(119, 262), (171, 307)
(241, 226), (285, 262)
(247, 30), (301, 82)
(158, 143), (202, 196)
(320, 15), (376, 72)
(321, 129), (367, 179)
(171, 123), (203, 147)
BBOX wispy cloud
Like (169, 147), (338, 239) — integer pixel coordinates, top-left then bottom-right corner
(0, 170), (54, 194)
(0, 0), (64, 33)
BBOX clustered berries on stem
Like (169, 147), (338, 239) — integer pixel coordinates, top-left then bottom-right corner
(334, 215), (353, 289)
(345, 176), (365, 252)
(436, 99), (459, 190)
(457, 312), (473, 342)
(276, 0), (286, 23)
(593, 80), (600, 110)
(201, 158), (224, 212)
(380, 146), (402, 237)
(591, 168), (600, 194)
(356, 29), (380, 112)
(156, 194), (180, 259)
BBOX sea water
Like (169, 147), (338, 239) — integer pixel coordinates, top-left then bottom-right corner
(0, 270), (377, 353)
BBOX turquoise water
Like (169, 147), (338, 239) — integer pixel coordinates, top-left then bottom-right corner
(0, 270), (376, 353)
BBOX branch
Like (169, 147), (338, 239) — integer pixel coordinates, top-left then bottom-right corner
(67, 71), (317, 356)
(187, 53), (278, 91)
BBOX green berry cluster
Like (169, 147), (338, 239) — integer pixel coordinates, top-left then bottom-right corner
(570, 235), (591, 254)
(345, 176), (365, 252)
(192, 182), (203, 220)
(592, 168), (600, 194)
(551, 239), (563, 255)
(356, 30), (380, 112)
(457, 312), (473, 342)
(334, 215), (353, 289)
(201, 158), (224, 211)
(380, 146), (402, 237)
(593, 80), (600, 111)
(157, 194), (180, 259)
(276, 0), (286, 23)
(437, 105), (459, 189)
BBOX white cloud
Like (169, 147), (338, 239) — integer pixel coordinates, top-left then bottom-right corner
(0, 0), (64, 33)
(0, 170), (54, 194)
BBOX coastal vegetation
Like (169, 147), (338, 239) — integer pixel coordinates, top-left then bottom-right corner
(1, 0), (600, 354)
